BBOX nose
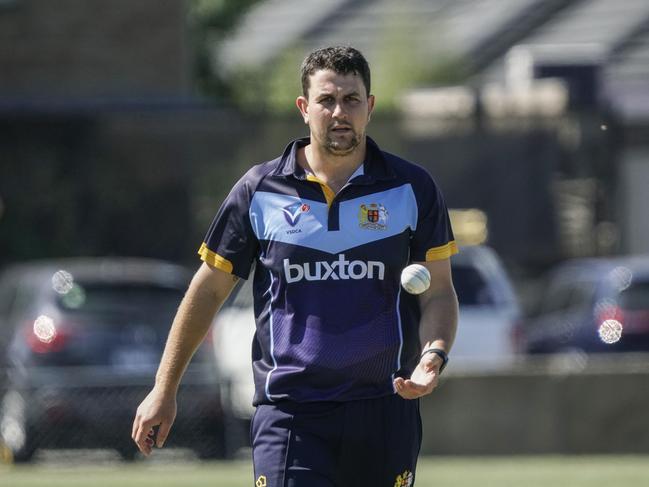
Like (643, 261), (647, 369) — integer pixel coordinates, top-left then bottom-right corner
(332, 102), (347, 120)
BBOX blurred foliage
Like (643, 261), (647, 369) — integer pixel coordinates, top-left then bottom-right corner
(216, 11), (467, 114)
(371, 14), (467, 112)
(228, 47), (305, 114)
(186, 0), (264, 99)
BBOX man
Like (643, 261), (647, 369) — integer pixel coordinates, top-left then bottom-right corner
(132, 46), (458, 486)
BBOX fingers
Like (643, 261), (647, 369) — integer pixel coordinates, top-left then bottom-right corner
(132, 410), (160, 457)
(394, 377), (412, 399)
(393, 377), (438, 399)
(157, 422), (171, 448)
(131, 391), (176, 457)
(395, 377), (422, 399)
(394, 380), (424, 399)
(133, 418), (156, 456)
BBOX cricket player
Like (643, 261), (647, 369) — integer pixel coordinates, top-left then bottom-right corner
(133, 46), (458, 486)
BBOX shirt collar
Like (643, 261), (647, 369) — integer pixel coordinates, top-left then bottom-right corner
(349, 163), (364, 179)
(274, 136), (396, 182)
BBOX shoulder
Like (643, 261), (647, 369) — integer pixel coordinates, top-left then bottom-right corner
(239, 157), (281, 188)
(230, 156), (282, 200)
(378, 149), (450, 216)
(381, 149), (439, 191)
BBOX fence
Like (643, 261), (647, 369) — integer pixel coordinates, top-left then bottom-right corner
(2, 354), (649, 464)
(0, 364), (225, 463)
(421, 354), (649, 455)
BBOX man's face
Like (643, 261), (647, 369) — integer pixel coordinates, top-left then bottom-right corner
(297, 69), (375, 157)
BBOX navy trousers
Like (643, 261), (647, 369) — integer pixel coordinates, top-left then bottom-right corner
(251, 394), (422, 487)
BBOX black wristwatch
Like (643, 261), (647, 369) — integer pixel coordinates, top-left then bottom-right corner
(420, 348), (448, 373)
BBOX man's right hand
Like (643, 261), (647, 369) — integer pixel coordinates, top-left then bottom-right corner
(132, 387), (177, 456)
(130, 262), (238, 457)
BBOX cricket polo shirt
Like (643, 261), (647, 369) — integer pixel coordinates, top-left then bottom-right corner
(199, 136), (458, 405)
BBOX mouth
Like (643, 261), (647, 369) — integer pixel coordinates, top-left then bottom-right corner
(331, 126), (352, 134)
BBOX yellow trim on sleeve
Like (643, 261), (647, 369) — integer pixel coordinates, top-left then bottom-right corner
(197, 243), (234, 273)
(306, 174), (336, 207)
(425, 241), (459, 261)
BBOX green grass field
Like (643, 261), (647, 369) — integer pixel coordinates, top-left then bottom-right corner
(1, 455), (648, 487)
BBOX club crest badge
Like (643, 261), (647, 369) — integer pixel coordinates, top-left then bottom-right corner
(394, 470), (413, 487)
(359, 203), (388, 230)
(282, 202), (310, 226)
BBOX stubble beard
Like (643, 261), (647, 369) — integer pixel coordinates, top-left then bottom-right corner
(323, 129), (362, 157)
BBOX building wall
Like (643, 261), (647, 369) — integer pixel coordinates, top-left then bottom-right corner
(421, 361), (649, 454)
(0, 0), (188, 99)
(0, 110), (566, 269)
(621, 146), (649, 254)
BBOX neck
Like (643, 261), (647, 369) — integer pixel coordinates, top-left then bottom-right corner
(298, 136), (366, 192)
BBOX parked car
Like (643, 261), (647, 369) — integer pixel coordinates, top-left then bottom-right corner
(449, 245), (521, 369)
(0, 258), (224, 462)
(211, 279), (256, 456)
(517, 255), (649, 355)
(211, 244), (521, 452)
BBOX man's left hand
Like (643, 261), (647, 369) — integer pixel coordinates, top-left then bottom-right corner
(393, 353), (443, 399)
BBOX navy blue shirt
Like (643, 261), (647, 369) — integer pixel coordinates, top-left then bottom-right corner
(199, 137), (457, 405)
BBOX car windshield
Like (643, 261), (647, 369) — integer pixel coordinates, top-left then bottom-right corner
(56, 282), (183, 325)
(451, 266), (493, 306)
(620, 281), (649, 310)
(33, 281), (213, 367)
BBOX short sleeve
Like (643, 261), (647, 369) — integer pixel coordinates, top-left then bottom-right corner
(409, 173), (458, 261)
(198, 175), (259, 279)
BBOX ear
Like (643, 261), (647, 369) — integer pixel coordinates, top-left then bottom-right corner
(296, 96), (309, 124)
(367, 94), (375, 122)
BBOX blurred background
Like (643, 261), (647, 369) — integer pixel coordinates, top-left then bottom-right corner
(1, 0), (649, 470)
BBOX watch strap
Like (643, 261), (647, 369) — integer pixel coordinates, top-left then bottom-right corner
(420, 348), (448, 373)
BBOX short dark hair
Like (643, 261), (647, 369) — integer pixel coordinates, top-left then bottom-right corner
(300, 46), (371, 98)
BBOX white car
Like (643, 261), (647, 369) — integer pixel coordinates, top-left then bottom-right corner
(448, 245), (521, 371)
(212, 287), (256, 419)
(211, 280), (256, 456)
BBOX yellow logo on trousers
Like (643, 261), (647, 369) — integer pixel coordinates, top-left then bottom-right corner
(394, 469), (413, 487)
(255, 475), (267, 487)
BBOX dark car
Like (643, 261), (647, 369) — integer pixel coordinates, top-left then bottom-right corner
(0, 258), (224, 462)
(518, 255), (649, 355)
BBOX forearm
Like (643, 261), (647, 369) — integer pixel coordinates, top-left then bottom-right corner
(419, 287), (458, 353)
(394, 268), (458, 399)
(155, 264), (237, 393)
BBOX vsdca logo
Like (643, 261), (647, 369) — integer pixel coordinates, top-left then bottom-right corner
(283, 254), (385, 283)
(282, 201), (310, 226)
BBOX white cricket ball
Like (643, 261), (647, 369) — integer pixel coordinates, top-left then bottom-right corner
(400, 264), (431, 295)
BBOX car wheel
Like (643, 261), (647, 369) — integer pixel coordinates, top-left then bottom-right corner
(7, 442), (37, 463)
(222, 415), (251, 458)
(194, 445), (224, 460)
(193, 433), (226, 460)
(116, 444), (139, 462)
(0, 390), (37, 463)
